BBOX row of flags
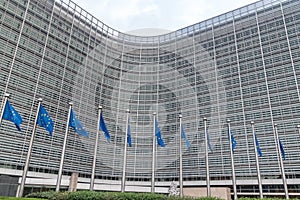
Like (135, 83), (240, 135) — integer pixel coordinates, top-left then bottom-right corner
(2, 99), (110, 141)
(1, 98), (286, 159)
(2, 99), (181, 148)
(230, 130), (286, 159)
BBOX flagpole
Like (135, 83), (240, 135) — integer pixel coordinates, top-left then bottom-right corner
(18, 98), (42, 197)
(90, 105), (102, 190)
(227, 119), (237, 200)
(179, 114), (183, 197)
(274, 124), (289, 199)
(151, 112), (156, 193)
(251, 121), (263, 198)
(56, 102), (73, 192)
(0, 93), (10, 126)
(204, 117), (210, 197)
(121, 109), (130, 192)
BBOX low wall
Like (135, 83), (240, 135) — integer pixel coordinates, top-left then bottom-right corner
(183, 187), (231, 200)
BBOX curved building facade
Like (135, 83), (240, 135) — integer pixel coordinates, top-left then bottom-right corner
(0, 0), (300, 197)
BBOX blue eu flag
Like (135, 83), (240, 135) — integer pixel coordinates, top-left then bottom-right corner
(99, 112), (110, 142)
(254, 133), (262, 157)
(155, 119), (165, 147)
(2, 100), (22, 131)
(230, 131), (236, 153)
(207, 128), (213, 152)
(127, 118), (132, 147)
(37, 104), (54, 136)
(279, 138), (286, 160)
(181, 125), (190, 149)
(69, 108), (89, 138)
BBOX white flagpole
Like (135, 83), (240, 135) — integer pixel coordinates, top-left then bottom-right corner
(0, 93), (10, 126)
(151, 112), (156, 193)
(251, 121), (263, 198)
(121, 109), (130, 192)
(56, 102), (73, 192)
(204, 117), (210, 197)
(179, 114), (183, 197)
(227, 119), (237, 200)
(18, 98), (42, 197)
(90, 105), (102, 190)
(274, 124), (289, 199)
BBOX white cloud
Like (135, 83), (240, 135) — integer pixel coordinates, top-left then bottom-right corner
(73, 0), (258, 32)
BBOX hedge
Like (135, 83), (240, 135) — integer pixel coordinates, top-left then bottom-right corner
(26, 191), (222, 200)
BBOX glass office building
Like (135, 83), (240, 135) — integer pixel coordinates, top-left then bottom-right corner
(0, 0), (300, 197)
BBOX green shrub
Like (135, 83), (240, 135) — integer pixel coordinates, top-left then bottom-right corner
(66, 191), (100, 200)
(25, 191), (56, 199)
(25, 191), (70, 200)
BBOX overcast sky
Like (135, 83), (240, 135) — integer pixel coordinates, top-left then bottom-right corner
(72, 0), (258, 33)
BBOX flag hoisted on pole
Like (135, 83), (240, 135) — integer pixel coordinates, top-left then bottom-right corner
(181, 124), (190, 149)
(206, 128), (213, 153)
(99, 111), (110, 142)
(90, 105), (102, 191)
(204, 117), (210, 197)
(230, 130), (237, 154)
(179, 114), (183, 197)
(151, 112), (156, 193)
(279, 138), (286, 161)
(18, 98), (52, 197)
(155, 117), (165, 147)
(37, 104), (54, 136)
(127, 116), (132, 147)
(251, 121), (263, 199)
(57, 103), (89, 191)
(254, 133), (263, 157)
(227, 119), (237, 200)
(274, 124), (289, 199)
(0, 93), (22, 131)
(121, 109), (130, 192)
(69, 108), (89, 138)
